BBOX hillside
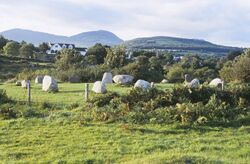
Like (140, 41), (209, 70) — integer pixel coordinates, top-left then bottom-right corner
(0, 55), (53, 82)
(0, 29), (123, 47)
(124, 36), (243, 55)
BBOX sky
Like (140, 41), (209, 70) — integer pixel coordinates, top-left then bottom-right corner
(0, 0), (249, 47)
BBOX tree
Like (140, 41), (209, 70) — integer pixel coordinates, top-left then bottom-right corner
(227, 50), (242, 61)
(19, 43), (35, 58)
(39, 42), (49, 53)
(3, 41), (20, 56)
(0, 35), (8, 51)
(85, 43), (107, 64)
(104, 45), (126, 68)
(220, 49), (250, 83)
(55, 49), (85, 71)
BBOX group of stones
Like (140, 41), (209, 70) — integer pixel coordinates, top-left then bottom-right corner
(15, 75), (58, 92)
(183, 74), (224, 89)
(92, 73), (155, 93)
(15, 72), (223, 94)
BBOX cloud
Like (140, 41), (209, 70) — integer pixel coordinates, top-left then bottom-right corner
(0, 0), (249, 47)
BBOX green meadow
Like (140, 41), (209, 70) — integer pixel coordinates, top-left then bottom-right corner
(0, 83), (249, 163)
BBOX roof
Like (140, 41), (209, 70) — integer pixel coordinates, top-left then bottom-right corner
(50, 43), (75, 48)
(75, 47), (87, 51)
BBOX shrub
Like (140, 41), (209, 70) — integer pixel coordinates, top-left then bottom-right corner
(0, 89), (10, 104)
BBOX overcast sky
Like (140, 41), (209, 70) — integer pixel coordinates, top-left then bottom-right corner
(0, 0), (249, 47)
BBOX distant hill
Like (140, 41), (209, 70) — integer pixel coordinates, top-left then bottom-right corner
(124, 36), (243, 55)
(0, 28), (123, 47)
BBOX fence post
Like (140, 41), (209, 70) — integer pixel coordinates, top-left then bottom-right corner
(85, 83), (89, 102)
(27, 80), (31, 105)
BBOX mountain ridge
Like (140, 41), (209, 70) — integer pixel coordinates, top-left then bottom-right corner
(0, 28), (124, 47)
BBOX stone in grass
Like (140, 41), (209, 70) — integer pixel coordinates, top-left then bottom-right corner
(161, 79), (168, 83)
(92, 81), (107, 94)
(187, 78), (200, 88)
(21, 80), (29, 88)
(35, 75), (44, 84)
(102, 72), (113, 84)
(134, 79), (151, 90)
(15, 81), (21, 86)
(209, 78), (224, 89)
(42, 75), (58, 92)
(113, 75), (134, 85)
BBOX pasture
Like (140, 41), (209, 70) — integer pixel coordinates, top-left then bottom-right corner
(0, 82), (249, 163)
(0, 83), (173, 105)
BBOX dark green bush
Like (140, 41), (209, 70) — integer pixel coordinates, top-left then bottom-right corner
(0, 104), (19, 119)
(0, 89), (10, 104)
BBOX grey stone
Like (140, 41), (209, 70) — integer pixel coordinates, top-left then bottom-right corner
(209, 78), (224, 89)
(15, 81), (21, 86)
(187, 78), (200, 88)
(134, 79), (151, 90)
(161, 79), (168, 83)
(113, 75), (134, 85)
(21, 80), (28, 88)
(35, 75), (44, 84)
(42, 75), (58, 92)
(92, 81), (106, 93)
(102, 72), (113, 84)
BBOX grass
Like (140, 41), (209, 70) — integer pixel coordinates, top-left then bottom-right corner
(0, 83), (173, 105)
(1, 82), (249, 163)
(0, 118), (249, 163)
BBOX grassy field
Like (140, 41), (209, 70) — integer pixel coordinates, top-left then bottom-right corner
(0, 118), (249, 163)
(1, 82), (249, 163)
(0, 83), (173, 105)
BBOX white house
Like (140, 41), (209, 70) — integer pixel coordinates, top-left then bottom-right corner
(46, 43), (87, 56)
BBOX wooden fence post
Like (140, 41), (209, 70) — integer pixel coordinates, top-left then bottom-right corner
(27, 80), (31, 105)
(85, 83), (89, 102)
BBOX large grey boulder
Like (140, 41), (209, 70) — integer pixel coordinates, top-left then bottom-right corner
(21, 80), (28, 88)
(134, 80), (151, 90)
(113, 75), (134, 85)
(209, 78), (224, 89)
(92, 81), (106, 94)
(187, 78), (200, 88)
(35, 75), (44, 84)
(42, 75), (58, 92)
(102, 72), (113, 84)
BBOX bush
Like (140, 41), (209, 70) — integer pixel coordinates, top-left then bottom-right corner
(0, 104), (19, 119)
(0, 89), (10, 104)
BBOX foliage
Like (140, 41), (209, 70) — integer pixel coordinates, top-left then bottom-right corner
(85, 43), (107, 65)
(220, 49), (250, 83)
(38, 42), (50, 53)
(104, 45), (127, 68)
(3, 41), (20, 56)
(0, 35), (8, 50)
(19, 43), (35, 58)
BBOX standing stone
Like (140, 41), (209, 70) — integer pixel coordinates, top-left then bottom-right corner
(42, 75), (58, 92)
(21, 80), (28, 88)
(15, 81), (21, 86)
(35, 75), (44, 84)
(92, 81), (106, 93)
(113, 75), (134, 85)
(151, 82), (155, 88)
(187, 79), (200, 88)
(102, 72), (113, 84)
(184, 74), (191, 83)
(209, 78), (224, 89)
(161, 79), (168, 83)
(134, 80), (151, 90)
